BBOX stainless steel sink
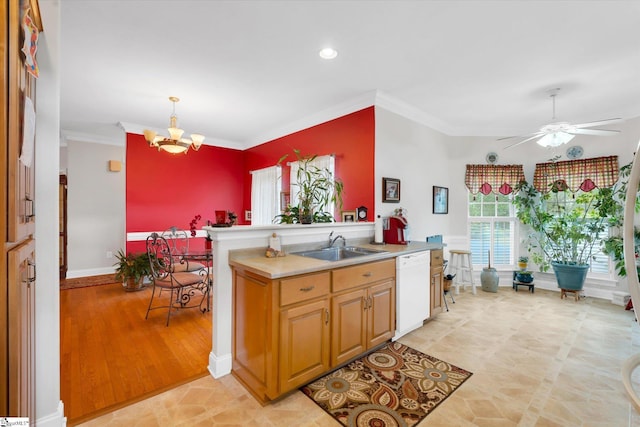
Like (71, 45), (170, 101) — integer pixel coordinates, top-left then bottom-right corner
(293, 246), (387, 262)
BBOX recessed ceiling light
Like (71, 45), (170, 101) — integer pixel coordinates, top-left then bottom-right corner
(319, 47), (338, 59)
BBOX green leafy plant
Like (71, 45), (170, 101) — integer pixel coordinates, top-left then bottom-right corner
(114, 250), (151, 285)
(600, 162), (640, 277)
(513, 175), (624, 272)
(273, 149), (344, 224)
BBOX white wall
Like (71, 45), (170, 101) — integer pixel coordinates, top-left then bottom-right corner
(35, 0), (64, 425)
(66, 140), (126, 277)
(375, 107), (451, 241)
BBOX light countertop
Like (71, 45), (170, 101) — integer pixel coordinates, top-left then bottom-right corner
(228, 240), (444, 279)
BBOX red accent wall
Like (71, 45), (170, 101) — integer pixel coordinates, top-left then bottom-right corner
(125, 133), (245, 252)
(244, 107), (375, 221)
(125, 107), (375, 253)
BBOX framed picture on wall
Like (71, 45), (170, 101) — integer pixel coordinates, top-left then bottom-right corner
(433, 186), (449, 214)
(383, 177), (400, 203)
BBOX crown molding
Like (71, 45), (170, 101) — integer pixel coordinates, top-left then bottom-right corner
(374, 91), (458, 136)
(117, 121), (245, 151)
(61, 129), (125, 146)
(244, 91), (379, 149)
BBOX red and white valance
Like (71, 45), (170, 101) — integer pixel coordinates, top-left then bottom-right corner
(465, 164), (525, 195)
(533, 155), (619, 193)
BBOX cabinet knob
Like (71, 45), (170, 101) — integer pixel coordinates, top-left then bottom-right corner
(299, 285), (315, 292)
(362, 272), (372, 277)
(325, 309), (330, 325)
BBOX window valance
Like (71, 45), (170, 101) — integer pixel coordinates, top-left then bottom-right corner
(533, 155), (619, 193)
(465, 164), (525, 195)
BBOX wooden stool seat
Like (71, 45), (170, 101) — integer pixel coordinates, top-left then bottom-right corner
(449, 250), (475, 295)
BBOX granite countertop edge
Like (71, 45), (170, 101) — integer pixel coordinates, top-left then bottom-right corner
(228, 240), (444, 279)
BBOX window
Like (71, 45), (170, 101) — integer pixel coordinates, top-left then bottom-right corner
(468, 192), (517, 268)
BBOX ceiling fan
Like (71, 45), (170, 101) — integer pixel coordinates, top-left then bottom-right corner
(501, 88), (622, 149)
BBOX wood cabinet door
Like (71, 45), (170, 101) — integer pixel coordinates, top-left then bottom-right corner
(366, 279), (395, 349)
(8, 238), (35, 420)
(331, 288), (367, 366)
(279, 298), (330, 393)
(7, 0), (36, 244)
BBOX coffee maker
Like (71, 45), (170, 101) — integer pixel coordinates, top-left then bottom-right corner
(383, 215), (409, 245)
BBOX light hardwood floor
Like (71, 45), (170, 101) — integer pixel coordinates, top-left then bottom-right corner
(75, 287), (640, 426)
(60, 282), (212, 425)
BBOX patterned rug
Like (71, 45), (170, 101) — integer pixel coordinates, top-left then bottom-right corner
(300, 342), (472, 426)
(60, 274), (118, 291)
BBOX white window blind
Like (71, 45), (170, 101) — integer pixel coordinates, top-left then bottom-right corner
(250, 166), (281, 225)
(468, 192), (517, 268)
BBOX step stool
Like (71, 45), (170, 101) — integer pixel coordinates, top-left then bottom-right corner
(449, 249), (476, 295)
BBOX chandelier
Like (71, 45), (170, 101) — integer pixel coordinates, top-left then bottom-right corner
(143, 96), (204, 154)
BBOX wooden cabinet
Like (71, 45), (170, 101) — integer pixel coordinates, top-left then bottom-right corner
(232, 269), (331, 402)
(278, 273), (331, 394)
(7, 239), (36, 421)
(2, 0), (40, 417)
(331, 259), (395, 366)
(430, 249), (444, 316)
(232, 258), (395, 403)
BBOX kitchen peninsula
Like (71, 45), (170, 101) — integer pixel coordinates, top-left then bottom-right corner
(204, 223), (444, 402)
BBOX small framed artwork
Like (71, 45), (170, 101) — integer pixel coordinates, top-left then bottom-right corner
(341, 210), (356, 222)
(245, 210), (252, 221)
(433, 186), (449, 214)
(280, 191), (290, 212)
(383, 177), (400, 203)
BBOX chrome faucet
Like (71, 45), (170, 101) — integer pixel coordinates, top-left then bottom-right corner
(328, 231), (346, 247)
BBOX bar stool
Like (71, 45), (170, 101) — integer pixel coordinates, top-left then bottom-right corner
(449, 250), (476, 295)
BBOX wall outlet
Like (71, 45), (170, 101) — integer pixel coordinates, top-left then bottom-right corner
(106, 251), (113, 259)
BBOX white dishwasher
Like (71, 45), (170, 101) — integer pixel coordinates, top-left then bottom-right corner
(394, 251), (430, 340)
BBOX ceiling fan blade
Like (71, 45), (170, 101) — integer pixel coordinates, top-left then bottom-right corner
(503, 134), (544, 149)
(497, 131), (543, 141)
(570, 128), (620, 136)
(572, 118), (623, 128)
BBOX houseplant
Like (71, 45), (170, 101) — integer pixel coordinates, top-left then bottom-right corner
(517, 256), (528, 270)
(114, 250), (151, 292)
(513, 173), (624, 291)
(274, 150), (343, 224)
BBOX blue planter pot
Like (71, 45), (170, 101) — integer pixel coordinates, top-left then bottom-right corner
(515, 272), (533, 283)
(551, 262), (589, 291)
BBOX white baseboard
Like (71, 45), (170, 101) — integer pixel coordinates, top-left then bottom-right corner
(208, 351), (232, 379)
(66, 266), (115, 279)
(36, 400), (66, 427)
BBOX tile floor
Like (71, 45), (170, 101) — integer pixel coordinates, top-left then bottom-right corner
(77, 287), (640, 426)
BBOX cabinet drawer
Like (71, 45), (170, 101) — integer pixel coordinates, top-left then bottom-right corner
(280, 272), (330, 306)
(332, 259), (395, 293)
(430, 249), (444, 267)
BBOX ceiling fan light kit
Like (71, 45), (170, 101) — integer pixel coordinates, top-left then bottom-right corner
(501, 88), (622, 150)
(143, 96), (205, 155)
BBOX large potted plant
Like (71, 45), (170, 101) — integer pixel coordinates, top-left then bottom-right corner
(114, 250), (151, 292)
(274, 150), (343, 224)
(513, 177), (623, 291)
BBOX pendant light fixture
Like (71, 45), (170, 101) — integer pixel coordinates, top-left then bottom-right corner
(143, 96), (205, 154)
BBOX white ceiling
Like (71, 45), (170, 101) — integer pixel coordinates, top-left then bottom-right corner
(59, 0), (640, 149)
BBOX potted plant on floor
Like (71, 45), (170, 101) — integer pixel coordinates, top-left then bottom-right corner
(274, 149), (343, 224)
(114, 250), (151, 292)
(513, 168), (625, 292)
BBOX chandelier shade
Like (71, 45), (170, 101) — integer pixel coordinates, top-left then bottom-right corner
(143, 97), (204, 154)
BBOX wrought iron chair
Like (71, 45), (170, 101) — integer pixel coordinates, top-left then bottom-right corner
(145, 233), (209, 326)
(161, 226), (206, 272)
